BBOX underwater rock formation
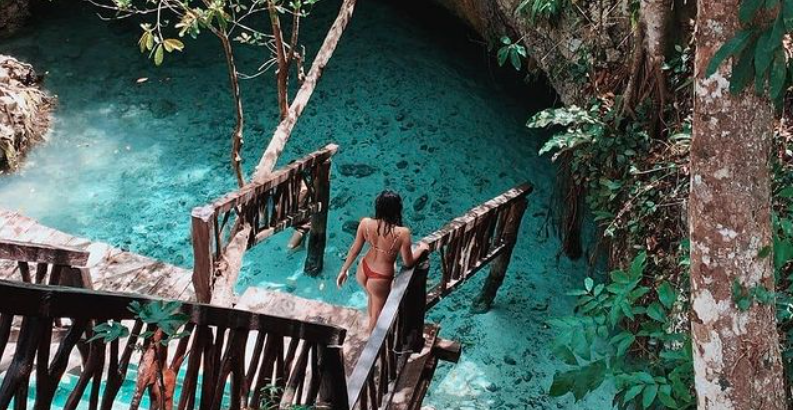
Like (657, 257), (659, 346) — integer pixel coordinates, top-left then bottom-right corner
(0, 0), (30, 38)
(0, 55), (53, 173)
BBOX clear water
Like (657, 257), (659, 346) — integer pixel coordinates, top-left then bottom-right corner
(0, 1), (609, 408)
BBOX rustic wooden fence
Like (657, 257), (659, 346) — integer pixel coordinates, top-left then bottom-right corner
(0, 279), (350, 410)
(345, 183), (532, 409)
(0, 238), (91, 288)
(191, 144), (338, 303)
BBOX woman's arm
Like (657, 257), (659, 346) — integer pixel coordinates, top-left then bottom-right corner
(337, 218), (367, 287)
(400, 229), (429, 268)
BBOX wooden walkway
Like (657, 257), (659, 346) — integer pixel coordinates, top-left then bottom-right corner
(0, 208), (194, 300)
(0, 208), (374, 375)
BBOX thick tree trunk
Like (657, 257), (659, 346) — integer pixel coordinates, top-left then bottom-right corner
(689, 1), (785, 408)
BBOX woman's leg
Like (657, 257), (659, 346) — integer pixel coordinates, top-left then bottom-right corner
(365, 279), (392, 333)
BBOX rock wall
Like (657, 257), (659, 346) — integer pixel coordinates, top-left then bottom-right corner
(431, 0), (632, 106)
(0, 0), (30, 38)
(0, 55), (53, 173)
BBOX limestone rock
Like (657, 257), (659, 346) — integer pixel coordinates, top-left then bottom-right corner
(0, 55), (53, 173)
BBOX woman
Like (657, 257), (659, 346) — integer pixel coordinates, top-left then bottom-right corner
(336, 191), (429, 333)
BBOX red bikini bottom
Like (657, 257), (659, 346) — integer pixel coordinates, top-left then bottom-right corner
(362, 259), (393, 280)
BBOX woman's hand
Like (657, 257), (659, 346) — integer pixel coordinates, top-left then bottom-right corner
(416, 241), (430, 255)
(336, 270), (349, 288)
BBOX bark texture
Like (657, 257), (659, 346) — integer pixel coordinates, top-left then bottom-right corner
(690, 1), (786, 408)
(0, 0), (29, 38)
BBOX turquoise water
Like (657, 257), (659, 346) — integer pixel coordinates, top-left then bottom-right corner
(0, 1), (609, 408)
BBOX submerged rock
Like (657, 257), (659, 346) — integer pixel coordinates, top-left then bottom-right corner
(338, 163), (377, 178)
(342, 220), (359, 235)
(0, 55), (53, 173)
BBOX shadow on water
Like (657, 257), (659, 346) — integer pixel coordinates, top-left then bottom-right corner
(0, 0), (609, 408)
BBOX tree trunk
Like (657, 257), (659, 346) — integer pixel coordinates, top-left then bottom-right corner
(218, 33), (246, 188)
(268, 1), (290, 120)
(252, 0), (357, 182)
(689, 1), (785, 408)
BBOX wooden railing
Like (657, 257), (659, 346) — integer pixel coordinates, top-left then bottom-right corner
(0, 239), (91, 288)
(0, 279), (350, 410)
(191, 144), (338, 303)
(346, 183), (532, 409)
(423, 182), (532, 308)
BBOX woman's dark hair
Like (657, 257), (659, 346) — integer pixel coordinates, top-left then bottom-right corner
(374, 190), (403, 235)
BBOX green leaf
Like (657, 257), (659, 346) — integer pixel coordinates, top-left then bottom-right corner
(553, 344), (579, 365)
(754, 28), (773, 83)
(758, 245), (772, 259)
(646, 302), (666, 322)
(497, 47), (509, 67)
(584, 277), (594, 292)
(739, 0), (764, 23)
(706, 30), (753, 77)
(775, 237), (793, 270)
(642, 383), (658, 409)
(549, 370), (576, 397)
(509, 48), (522, 70)
(657, 281), (676, 309)
(658, 385), (679, 409)
(500, 36), (511, 45)
(163, 38), (185, 53)
(623, 384), (644, 402)
(769, 49), (787, 101)
(730, 44), (756, 94)
(154, 44), (164, 66)
(778, 186), (793, 198)
(630, 252), (647, 278)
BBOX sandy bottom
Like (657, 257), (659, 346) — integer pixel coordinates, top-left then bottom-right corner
(0, 1), (610, 408)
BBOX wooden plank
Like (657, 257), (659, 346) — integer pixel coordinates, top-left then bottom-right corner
(387, 325), (439, 410)
(0, 239), (90, 267)
(432, 338), (461, 363)
(420, 182), (533, 250)
(237, 288), (368, 374)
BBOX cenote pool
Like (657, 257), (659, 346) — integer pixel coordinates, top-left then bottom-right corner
(1, 0), (611, 408)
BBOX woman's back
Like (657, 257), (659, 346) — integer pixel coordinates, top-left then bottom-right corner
(362, 217), (405, 270)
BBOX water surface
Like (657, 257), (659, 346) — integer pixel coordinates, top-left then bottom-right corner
(0, 1), (608, 407)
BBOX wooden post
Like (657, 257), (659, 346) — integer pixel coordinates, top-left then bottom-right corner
(471, 198), (528, 313)
(402, 258), (429, 353)
(304, 159), (332, 275)
(191, 206), (216, 303)
(316, 345), (349, 410)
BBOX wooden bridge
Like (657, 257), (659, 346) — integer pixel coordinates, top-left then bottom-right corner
(0, 144), (533, 409)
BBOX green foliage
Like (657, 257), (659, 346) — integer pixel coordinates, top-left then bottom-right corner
(706, 0), (793, 106)
(517, 0), (567, 24)
(497, 36), (528, 71)
(548, 253), (695, 409)
(88, 321), (130, 343)
(662, 44), (693, 93)
(90, 300), (190, 346)
(529, 103), (658, 237)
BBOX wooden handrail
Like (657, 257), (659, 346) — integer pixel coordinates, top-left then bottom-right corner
(191, 144), (338, 303)
(346, 183), (532, 409)
(0, 239), (89, 267)
(0, 280), (345, 344)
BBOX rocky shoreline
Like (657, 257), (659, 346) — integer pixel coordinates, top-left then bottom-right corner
(0, 55), (53, 173)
